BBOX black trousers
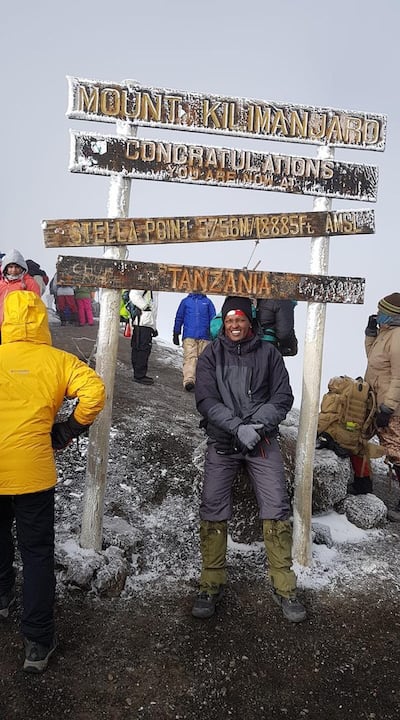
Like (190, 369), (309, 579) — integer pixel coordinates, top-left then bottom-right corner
(0, 488), (55, 645)
(131, 325), (153, 379)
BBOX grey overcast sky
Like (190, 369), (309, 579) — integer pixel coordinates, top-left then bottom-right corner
(1, 0), (398, 403)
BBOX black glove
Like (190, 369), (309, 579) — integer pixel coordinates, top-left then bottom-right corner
(152, 329), (158, 338)
(51, 414), (91, 450)
(375, 404), (393, 428)
(365, 314), (378, 337)
(173, 332), (180, 346)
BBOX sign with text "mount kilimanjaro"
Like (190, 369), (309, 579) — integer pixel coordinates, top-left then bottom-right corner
(67, 76), (387, 151)
(70, 132), (378, 202)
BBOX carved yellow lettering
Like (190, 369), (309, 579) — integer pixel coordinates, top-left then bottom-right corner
(309, 113), (327, 139)
(223, 272), (237, 294)
(127, 221), (138, 242)
(140, 93), (162, 122)
(237, 272), (252, 294)
(203, 100), (222, 128)
(209, 272), (222, 293)
(100, 89), (121, 117)
(79, 85), (99, 113)
(122, 91), (142, 120)
(342, 213), (356, 233)
(70, 222), (84, 244)
(167, 266), (181, 289)
(249, 105), (271, 133)
(321, 161), (334, 179)
(193, 269), (208, 292)
(270, 109), (289, 136)
(126, 140), (140, 160)
(325, 115), (343, 144)
(363, 120), (380, 145)
(289, 110), (308, 139)
(256, 274), (271, 294)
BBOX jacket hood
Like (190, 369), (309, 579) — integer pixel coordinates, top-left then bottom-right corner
(1, 249), (28, 274)
(2, 291), (52, 345)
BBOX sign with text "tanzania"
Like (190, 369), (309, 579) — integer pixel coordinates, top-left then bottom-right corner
(43, 209), (375, 248)
(56, 256), (365, 304)
(67, 77), (387, 151)
(69, 132), (379, 202)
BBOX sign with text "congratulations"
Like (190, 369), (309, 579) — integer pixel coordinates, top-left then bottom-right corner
(69, 132), (379, 202)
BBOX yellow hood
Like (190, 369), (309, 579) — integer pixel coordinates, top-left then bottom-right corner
(2, 291), (52, 345)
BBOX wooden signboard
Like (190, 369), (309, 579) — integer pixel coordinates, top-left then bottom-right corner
(67, 76), (387, 151)
(43, 209), (375, 248)
(56, 255), (365, 304)
(69, 132), (379, 202)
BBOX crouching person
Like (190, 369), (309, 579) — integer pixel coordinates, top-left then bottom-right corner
(192, 296), (306, 623)
(0, 292), (105, 673)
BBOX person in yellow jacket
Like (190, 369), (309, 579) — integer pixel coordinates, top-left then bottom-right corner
(0, 291), (105, 673)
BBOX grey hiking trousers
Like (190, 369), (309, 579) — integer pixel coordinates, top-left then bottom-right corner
(200, 439), (290, 522)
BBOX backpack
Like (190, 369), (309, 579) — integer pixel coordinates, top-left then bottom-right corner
(121, 290), (142, 320)
(317, 375), (384, 459)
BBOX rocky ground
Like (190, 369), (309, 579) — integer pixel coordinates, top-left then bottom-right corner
(2, 319), (400, 720)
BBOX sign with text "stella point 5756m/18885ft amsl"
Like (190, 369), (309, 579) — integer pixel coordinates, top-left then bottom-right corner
(69, 132), (379, 201)
(43, 210), (375, 248)
(67, 76), (387, 151)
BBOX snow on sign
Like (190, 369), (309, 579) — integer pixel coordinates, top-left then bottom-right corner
(67, 76), (387, 151)
(69, 132), (379, 202)
(56, 255), (365, 304)
(43, 210), (375, 248)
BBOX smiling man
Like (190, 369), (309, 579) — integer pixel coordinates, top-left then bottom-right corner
(192, 295), (306, 623)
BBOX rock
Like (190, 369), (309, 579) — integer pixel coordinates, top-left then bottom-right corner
(342, 493), (387, 529)
(312, 522), (334, 547)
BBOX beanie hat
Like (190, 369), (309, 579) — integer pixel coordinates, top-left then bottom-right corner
(221, 296), (253, 324)
(378, 293), (400, 316)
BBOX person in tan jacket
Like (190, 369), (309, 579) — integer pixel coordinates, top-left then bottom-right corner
(354, 293), (400, 495)
(0, 291), (105, 673)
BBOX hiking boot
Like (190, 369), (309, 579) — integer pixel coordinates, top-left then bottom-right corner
(23, 636), (57, 674)
(192, 586), (224, 619)
(0, 586), (16, 619)
(272, 590), (307, 623)
(133, 376), (154, 386)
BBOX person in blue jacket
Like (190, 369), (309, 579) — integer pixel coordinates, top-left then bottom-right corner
(173, 293), (216, 392)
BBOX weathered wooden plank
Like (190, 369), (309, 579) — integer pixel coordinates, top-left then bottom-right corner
(43, 209), (375, 248)
(67, 76), (387, 151)
(56, 255), (365, 304)
(69, 132), (378, 202)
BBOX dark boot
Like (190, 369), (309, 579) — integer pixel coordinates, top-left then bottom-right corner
(350, 476), (373, 495)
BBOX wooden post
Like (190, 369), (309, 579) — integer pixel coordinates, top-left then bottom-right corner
(292, 145), (334, 566)
(80, 120), (135, 550)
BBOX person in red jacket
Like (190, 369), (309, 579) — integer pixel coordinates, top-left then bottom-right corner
(0, 249), (40, 336)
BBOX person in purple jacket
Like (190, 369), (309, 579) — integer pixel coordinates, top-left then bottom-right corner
(173, 293), (216, 392)
(191, 295), (306, 623)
